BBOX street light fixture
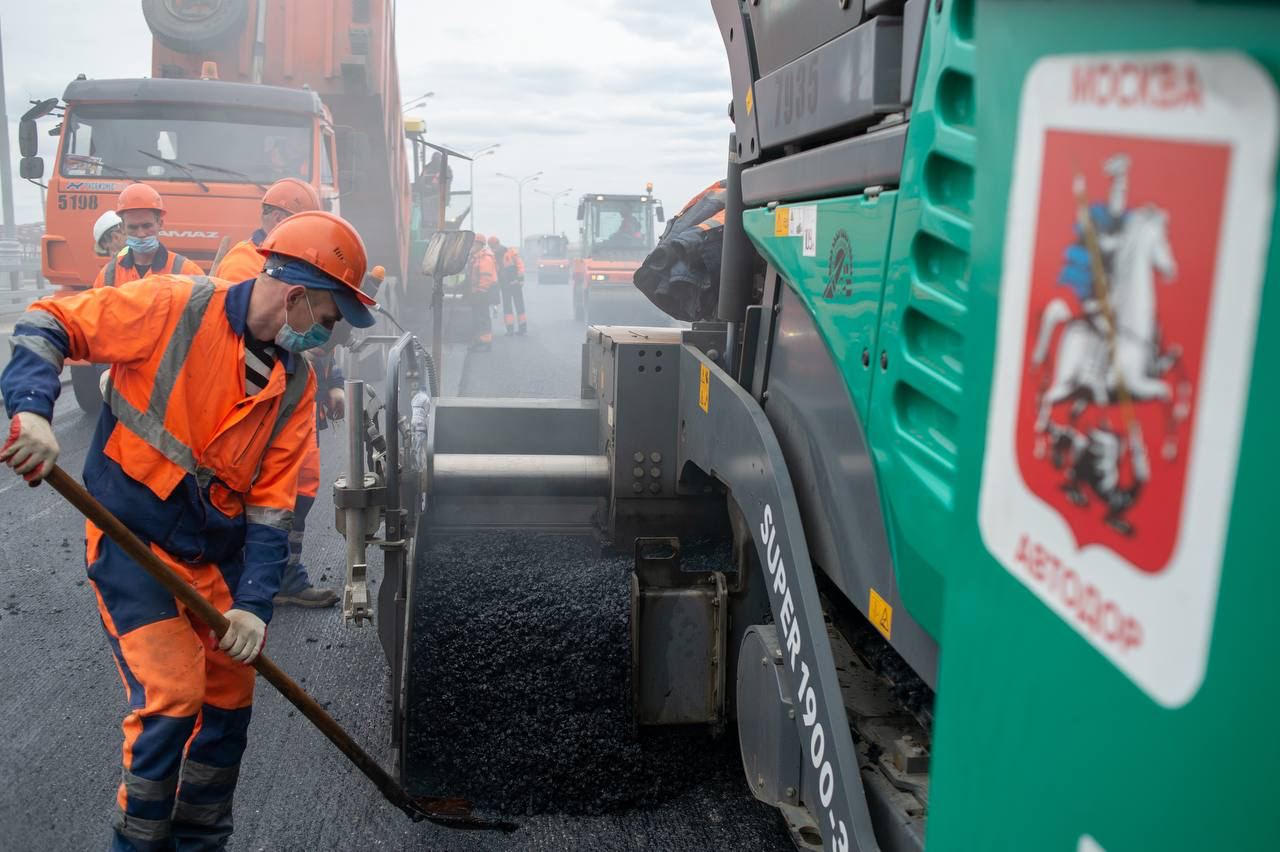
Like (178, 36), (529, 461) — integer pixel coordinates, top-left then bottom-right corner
(402, 91), (435, 110)
(533, 187), (573, 235)
(467, 143), (500, 230)
(495, 170), (542, 248)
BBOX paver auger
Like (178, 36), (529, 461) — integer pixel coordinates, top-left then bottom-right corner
(336, 2), (1280, 850)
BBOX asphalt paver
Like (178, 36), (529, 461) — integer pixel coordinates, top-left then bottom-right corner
(0, 280), (788, 850)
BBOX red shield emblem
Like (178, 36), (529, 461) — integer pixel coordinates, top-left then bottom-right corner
(1013, 131), (1230, 574)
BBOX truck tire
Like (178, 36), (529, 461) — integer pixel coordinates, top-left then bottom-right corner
(70, 364), (105, 417)
(142, 0), (249, 55)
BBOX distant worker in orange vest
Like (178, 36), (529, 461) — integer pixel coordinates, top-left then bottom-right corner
(216, 177), (342, 608)
(487, 235), (528, 335)
(466, 233), (498, 352)
(93, 184), (202, 287)
(215, 178), (322, 283)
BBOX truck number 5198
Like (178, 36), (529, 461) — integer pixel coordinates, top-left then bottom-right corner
(57, 194), (99, 211)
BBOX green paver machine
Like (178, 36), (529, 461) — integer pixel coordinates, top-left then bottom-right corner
(336, 2), (1280, 848)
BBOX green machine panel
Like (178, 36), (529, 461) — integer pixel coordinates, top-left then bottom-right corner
(928, 2), (1280, 850)
(743, 193), (898, 420)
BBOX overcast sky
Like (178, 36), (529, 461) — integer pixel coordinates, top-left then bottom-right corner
(1, 1), (731, 246)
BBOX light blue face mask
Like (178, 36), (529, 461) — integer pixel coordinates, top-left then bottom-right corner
(126, 235), (160, 254)
(275, 289), (331, 353)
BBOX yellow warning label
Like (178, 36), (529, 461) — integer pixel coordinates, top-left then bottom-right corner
(745, 87), (754, 115)
(699, 363), (710, 413)
(774, 207), (790, 237)
(869, 588), (892, 640)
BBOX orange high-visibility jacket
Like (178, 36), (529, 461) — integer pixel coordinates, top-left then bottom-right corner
(214, 229), (269, 283)
(498, 247), (526, 284)
(467, 248), (498, 292)
(5, 275), (316, 621)
(93, 244), (202, 288)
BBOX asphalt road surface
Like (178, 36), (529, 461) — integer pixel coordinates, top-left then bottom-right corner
(0, 279), (789, 850)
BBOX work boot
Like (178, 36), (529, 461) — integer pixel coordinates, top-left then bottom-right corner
(518, 323), (528, 335)
(504, 327), (515, 336)
(274, 585), (339, 608)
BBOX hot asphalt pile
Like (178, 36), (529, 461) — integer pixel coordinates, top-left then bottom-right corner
(404, 531), (788, 843)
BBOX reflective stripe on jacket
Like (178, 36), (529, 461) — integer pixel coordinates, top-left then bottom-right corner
(2, 276), (316, 622)
(94, 244), (202, 288)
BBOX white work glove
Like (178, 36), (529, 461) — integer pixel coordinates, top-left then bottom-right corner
(1, 412), (60, 483)
(98, 367), (111, 398)
(326, 387), (345, 421)
(218, 609), (267, 663)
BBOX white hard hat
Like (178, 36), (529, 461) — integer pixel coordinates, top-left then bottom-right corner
(93, 210), (123, 246)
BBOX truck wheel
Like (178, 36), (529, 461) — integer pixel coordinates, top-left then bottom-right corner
(70, 364), (104, 417)
(142, 0), (249, 55)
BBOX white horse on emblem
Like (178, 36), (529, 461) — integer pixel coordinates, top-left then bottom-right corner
(1032, 204), (1183, 440)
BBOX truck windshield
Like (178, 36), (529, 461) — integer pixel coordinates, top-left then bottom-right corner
(60, 103), (313, 184)
(589, 199), (653, 258)
(539, 234), (568, 258)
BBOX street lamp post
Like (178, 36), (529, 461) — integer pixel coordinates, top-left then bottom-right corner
(467, 144), (500, 230)
(533, 187), (573, 235)
(496, 171), (543, 248)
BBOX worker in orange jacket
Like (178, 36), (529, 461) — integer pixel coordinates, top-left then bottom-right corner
(466, 232), (498, 352)
(94, 184), (202, 287)
(488, 235), (528, 335)
(215, 177), (340, 607)
(215, 177), (322, 283)
(0, 211), (376, 851)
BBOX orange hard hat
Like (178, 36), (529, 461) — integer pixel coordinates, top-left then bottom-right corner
(262, 178), (321, 215)
(486, 235), (501, 247)
(260, 211), (375, 328)
(259, 208), (373, 300)
(117, 183), (164, 213)
(370, 264), (386, 281)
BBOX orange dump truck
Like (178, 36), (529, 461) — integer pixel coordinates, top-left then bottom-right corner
(24, 0), (409, 297)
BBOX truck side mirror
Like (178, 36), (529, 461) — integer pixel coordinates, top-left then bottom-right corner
(656, 203), (665, 223)
(424, 229), (474, 279)
(18, 119), (38, 158)
(19, 157), (44, 180)
(577, 202), (585, 221)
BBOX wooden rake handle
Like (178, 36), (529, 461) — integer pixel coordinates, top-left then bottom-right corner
(43, 466), (499, 829)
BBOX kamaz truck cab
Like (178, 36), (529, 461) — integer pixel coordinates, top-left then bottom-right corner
(30, 75), (338, 293)
(572, 188), (666, 324)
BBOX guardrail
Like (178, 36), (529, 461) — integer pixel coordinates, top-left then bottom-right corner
(0, 281), (57, 320)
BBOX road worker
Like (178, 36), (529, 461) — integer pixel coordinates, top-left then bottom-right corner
(93, 210), (127, 258)
(214, 178), (339, 608)
(466, 232), (498, 352)
(279, 335), (348, 608)
(607, 210), (645, 248)
(488, 235), (528, 335)
(0, 210), (375, 850)
(214, 177), (322, 282)
(94, 184), (202, 287)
